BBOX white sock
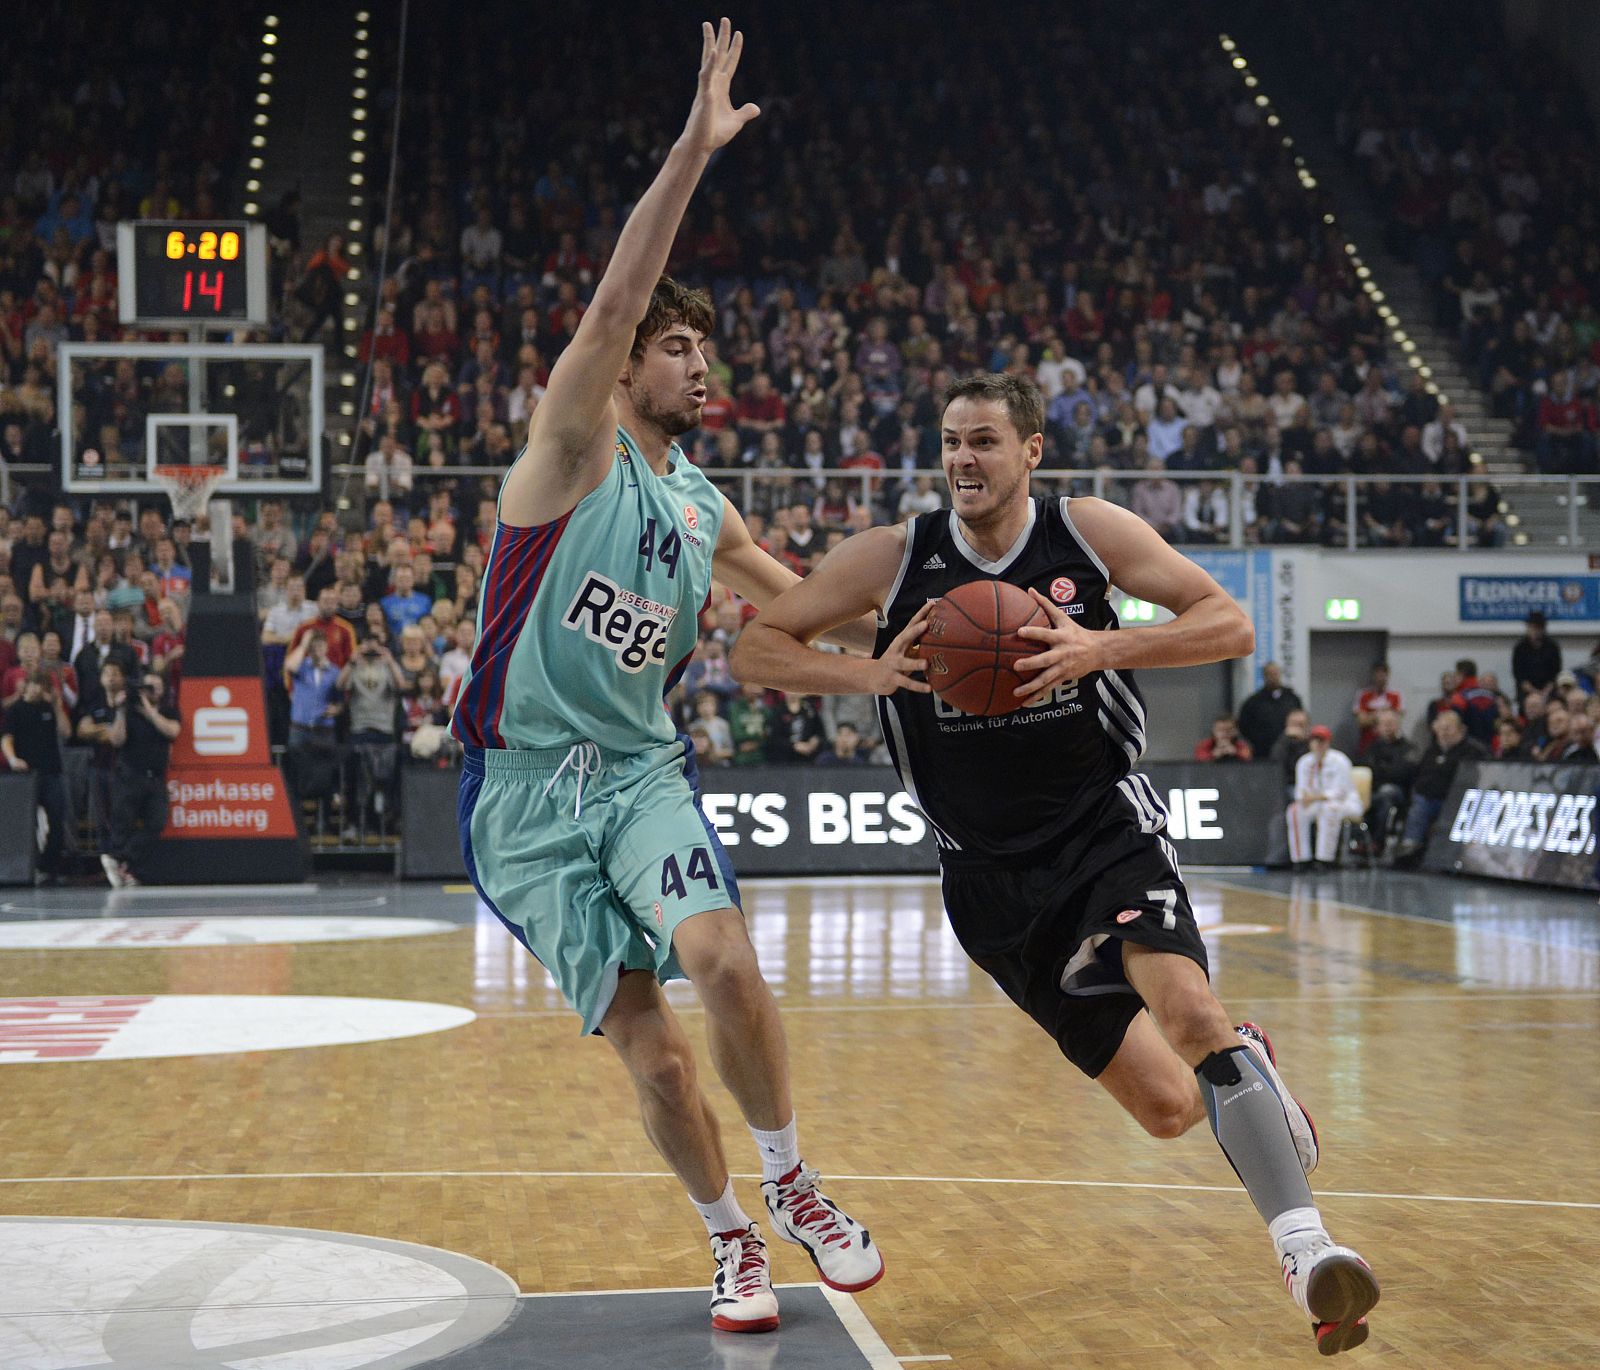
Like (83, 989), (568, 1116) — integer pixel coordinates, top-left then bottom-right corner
(692, 1179), (751, 1238)
(750, 1117), (800, 1182)
(1269, 1205), (1327, 1255)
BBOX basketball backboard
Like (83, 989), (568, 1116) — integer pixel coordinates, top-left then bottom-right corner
(57, 341), (325, 495)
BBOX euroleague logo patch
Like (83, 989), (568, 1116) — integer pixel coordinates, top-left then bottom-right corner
(683, 503), (699, 531)
(1050, 576), (1077, 605)
(1115, 908), (1143, 925)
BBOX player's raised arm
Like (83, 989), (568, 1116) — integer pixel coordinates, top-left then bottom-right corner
(1010, 496), (1253, 702)
(500, 19), (759, 526)
(729, 526), (932, 696)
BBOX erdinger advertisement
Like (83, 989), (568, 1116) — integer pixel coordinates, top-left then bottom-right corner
(144, 596), (308, 883)
(1425, 760), (1600, 889)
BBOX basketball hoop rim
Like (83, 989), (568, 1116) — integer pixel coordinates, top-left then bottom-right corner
(152, 464), (230, 522)
(153, 464), (230, 485)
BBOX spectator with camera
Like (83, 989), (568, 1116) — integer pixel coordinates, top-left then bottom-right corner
(339, 632), (406, 837)
(96, 664), (181, 888)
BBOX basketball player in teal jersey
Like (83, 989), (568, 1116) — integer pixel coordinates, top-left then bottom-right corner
(732, 373), (1381, 1356)
(450, 21), (888, 1334)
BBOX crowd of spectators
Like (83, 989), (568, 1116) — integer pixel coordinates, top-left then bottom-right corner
(0, 498), (188, 881)
(0, 6), (259, 487)
(1255, 1), (1600, 476)
(337, 0), (1507, 550)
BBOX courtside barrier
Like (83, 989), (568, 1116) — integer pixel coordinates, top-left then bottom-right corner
(401, 761), (1284, 879)
(1424, 759), (1600, 890)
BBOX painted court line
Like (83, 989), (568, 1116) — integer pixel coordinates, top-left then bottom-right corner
(2, 1168), (1594, 1212)
(109, 884), (324, 898)
(516, 1284), (902, 1368)
(475, 989), (1598, 1020)
(3, 1291), (520, 1320)
(819, 1285), (902, 1369)
(7, 1282), (829, 1323)
(518, 1282), (822, 1298)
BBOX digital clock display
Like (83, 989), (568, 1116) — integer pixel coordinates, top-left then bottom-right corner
(118, 221), (268, 328)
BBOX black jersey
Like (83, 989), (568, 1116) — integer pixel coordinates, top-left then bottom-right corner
(874, 496), (1148, 868)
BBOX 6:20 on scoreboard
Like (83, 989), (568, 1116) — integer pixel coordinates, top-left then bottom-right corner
(117, 220), (269, 328)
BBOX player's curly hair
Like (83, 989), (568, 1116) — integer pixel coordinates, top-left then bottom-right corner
(943, 372), (1045, 441)
(632, 276), (715, 359)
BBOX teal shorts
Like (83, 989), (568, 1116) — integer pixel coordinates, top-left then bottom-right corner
(458, 739), (741, 1034)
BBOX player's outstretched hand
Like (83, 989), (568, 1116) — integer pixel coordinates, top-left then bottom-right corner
(1013, 587), (1101, 706)
(869, 601), (933, 696)
(682, 18), (760, 155)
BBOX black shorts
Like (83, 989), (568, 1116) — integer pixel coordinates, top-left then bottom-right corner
(940, 774), (1208, 1079)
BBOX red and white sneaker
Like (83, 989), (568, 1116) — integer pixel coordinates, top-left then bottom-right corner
(1237, 1022), (1319, 1175)
(1281, 1235), (1380, 1356)
(762, 1163), (884, 1293)
(709, 1223), (779, 1333)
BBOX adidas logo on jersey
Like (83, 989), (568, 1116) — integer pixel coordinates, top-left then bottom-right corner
(922, 554), (947, 570)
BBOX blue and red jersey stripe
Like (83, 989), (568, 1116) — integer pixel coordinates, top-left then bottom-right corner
(452, 513), (571, 748)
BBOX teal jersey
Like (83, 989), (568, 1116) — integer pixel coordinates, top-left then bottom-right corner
(451, 427), (726, 753)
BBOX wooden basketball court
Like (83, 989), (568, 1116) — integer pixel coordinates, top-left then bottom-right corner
(0, 870), (1594, 1367)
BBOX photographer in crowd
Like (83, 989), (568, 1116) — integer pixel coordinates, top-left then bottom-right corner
(96, 664), (181, 888)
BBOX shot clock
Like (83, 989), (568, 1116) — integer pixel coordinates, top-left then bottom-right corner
(117, 221), (268, 328)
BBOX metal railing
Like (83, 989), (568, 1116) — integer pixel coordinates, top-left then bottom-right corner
(272, 740), (402, 855)
(327, 463), (1582, 551)
(10, 457), (1596, 550)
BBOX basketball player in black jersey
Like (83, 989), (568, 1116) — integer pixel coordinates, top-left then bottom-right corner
(731, 372), (1381, 1356)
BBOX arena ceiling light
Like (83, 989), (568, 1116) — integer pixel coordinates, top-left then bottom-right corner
(1219, 28), (1449, 437)
(245, 16), (278, 219)
(343, 6), (370, 362)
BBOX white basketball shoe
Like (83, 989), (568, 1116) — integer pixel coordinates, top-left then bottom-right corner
(709, 1223), (780, 1334)
(1237, 1021), (1320, 1175)
(1280, 1233), (1381, 1356)
(762, 1163), (884, 1292)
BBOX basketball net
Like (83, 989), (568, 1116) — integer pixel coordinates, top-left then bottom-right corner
(153, 465), (234, 592)
(153, 464), (228, 526)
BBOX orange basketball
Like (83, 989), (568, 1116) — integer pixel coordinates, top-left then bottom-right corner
(920, 580), (1047, 717)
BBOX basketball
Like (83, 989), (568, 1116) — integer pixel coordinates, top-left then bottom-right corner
(920, 580), (1048, 717)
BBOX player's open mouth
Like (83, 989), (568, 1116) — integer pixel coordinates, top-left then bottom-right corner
(954, 479), (983, 493)
(688, 389), (707, 404)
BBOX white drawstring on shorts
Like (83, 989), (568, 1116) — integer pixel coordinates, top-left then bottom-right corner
(542, 742), (602, 818)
